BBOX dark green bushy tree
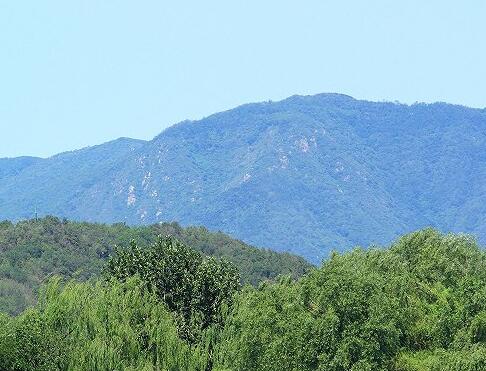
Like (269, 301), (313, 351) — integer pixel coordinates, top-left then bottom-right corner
(105, 236), (240, 342)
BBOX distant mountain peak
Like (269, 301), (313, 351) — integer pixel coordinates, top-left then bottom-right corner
(1, 94), (485, 262)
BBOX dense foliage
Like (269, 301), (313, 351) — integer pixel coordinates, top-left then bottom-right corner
(0, 217), (311, 315)
(2, 94), (486, 262)
(2, 229), (486, 370)
(106, 236), (240, 342)
(0, 278), (212, 370)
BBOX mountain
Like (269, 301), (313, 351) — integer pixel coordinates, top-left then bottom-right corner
(1, 93), (486, 262)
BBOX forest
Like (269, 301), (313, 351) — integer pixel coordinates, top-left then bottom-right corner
(0, 217), (310, 315)
(1, 227), (486, 370)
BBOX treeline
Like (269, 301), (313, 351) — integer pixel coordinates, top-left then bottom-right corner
(0, 217), (311, 315)
(2, 229), (486, 370)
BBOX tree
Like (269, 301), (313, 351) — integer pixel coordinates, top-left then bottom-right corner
(105, 235), (240, 342)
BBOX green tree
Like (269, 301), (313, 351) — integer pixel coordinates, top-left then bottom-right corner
(105, 236), (240, 342)
(0, 278), (212, 371)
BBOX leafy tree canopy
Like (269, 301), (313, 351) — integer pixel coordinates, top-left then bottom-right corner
(2, 229), (486, 370)
(106, 236), (240, 342)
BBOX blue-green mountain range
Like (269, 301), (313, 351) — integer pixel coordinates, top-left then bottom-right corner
(2, 93), (485, 262)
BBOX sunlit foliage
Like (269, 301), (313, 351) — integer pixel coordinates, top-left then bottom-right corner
(2, 229), (486, 370)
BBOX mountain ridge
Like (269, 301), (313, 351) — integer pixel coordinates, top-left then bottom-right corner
(2, 93), (486, 262)
(3, 93), (483, 162)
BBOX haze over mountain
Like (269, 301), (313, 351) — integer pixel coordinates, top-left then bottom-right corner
(1, 93), (485, 262)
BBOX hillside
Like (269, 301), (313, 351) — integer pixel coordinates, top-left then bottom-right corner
(0, 217), (310, 315)
(1, 94), (486, 262)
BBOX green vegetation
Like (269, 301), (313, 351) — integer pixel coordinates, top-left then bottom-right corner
(0, 278), (212, 370)
(0, 217), (311, 315)
(2, 228), (486, 370)
(106, 236), (240, 343)
(215, 229), (486, 370)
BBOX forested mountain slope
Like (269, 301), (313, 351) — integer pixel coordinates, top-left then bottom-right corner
(0, 217), (310, 315)
(1, 94), (485, 262)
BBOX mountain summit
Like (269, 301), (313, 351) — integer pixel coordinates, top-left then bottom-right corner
(2, 94), (486, 262)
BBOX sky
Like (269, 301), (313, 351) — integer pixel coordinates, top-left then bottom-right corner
(1, 1), (485, 158)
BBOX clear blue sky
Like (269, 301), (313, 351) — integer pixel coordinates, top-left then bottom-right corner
(1, 1), (485, 158)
